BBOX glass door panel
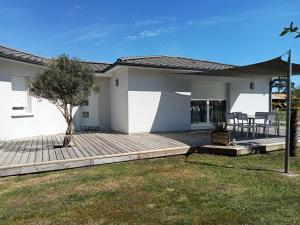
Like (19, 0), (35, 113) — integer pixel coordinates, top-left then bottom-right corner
(191, 101), (207, 124)
(209, 100), (226, 123)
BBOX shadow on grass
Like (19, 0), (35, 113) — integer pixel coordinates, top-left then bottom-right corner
(185, 160), (283, 174)
(184, 149), (283, 174)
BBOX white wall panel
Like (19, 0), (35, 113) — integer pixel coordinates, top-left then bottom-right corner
(128, 68), (191, 133)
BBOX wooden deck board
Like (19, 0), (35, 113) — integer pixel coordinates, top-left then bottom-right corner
(2, 141), (21, 166)
(72, 136), (94, 157)
(92, 134), (127, 154)
(56, 135), (72, 160)
(9, 139), (28, 165)
(0, 131), (289, 177)
(35, 137), (43, 163)
(51, 136), (64, 160)
(0, 141), (14, 166)
(87, 134), (116, 155)
(27, 138), (37, 164)
(75, 134), (100, 156)
(42, 137), (49, 162)
(47, 136), (56, 161)
(19, 139), (33, 165)
(89, 134), (128, 154)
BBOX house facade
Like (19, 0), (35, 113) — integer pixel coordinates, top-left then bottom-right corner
(0, 46), (272, 140)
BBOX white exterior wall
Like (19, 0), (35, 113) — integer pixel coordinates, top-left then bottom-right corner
(98, 77), (111, 130)
(229, 77), (271, 115)
(126, 68), (271, 133)
(0, 59), (112, 140)
(110, 67), (129, 133)
(0, 58), (67, 140)
(0, 57), (272, 139)
(127, 68), (191, 133)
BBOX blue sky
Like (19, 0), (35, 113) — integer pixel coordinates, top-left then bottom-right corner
(1, 0), (300, 83)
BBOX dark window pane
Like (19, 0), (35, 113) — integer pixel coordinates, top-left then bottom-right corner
(191, 101), (207, 123)
(82, 112), (89, 118)
(209, 100), (226, 123)
(12, 107), (25, 110)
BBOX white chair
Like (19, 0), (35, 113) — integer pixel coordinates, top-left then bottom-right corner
(254, 112), (268, 135)
(237, 113), (251, 137)
(226, 113), (236, 132)
(256, 113), (277, 138)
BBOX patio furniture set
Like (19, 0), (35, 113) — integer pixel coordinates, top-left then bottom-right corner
(226, 112), (280, 138)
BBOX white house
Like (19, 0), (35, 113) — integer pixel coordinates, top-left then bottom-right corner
(0, 45), (274, 140)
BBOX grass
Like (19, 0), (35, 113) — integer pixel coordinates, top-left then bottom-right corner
(0, 151), (300, 225)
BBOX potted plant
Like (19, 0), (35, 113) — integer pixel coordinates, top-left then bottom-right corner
(211, 121), (230, 146)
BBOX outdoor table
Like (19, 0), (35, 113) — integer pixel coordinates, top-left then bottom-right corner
(248, 115), (256, 138)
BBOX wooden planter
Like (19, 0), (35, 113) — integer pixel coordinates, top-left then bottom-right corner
(211, 131), (230, 146)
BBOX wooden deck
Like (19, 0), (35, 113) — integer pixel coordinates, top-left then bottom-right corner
(0, 131), (294, 177)
(0, 131), (210, 177)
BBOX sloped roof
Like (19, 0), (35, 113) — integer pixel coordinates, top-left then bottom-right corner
(0, 45), (47, 65)
(114, 55), (235, 71)
(0, 45), (111, 73)
(83, 61), (112, 72)
(1, 45), (299, 76)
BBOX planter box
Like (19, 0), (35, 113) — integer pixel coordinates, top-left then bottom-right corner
(211, 131), (230, 146)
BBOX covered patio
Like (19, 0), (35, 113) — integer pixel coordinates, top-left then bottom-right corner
(185, 51), (300, 173)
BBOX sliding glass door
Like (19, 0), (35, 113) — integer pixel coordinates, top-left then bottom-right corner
(209, 100), (226, 123)
(191, 100), (226, 126)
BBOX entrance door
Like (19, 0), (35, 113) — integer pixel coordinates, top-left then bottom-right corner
(80, 93), (99, 128)
(191, 100), (226, 129)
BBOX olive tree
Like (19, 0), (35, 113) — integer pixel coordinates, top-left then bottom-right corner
(29, 54), (99, 147)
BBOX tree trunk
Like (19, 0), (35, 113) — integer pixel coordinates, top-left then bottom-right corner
(63, 118), (73, 147)
(290, 108), (298, 157)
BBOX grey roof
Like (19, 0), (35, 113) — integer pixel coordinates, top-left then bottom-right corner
(115, 55), (235, 71)
(0, 45), (235, 73)
(0, 45), (111, 73)
(83, 61), (112, 72)
(0, 45), (48, 65)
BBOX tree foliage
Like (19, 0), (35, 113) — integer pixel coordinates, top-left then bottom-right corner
(271, 77), (295, 93)
(29, 54), (99, 146)
(280, 22), (300, 38)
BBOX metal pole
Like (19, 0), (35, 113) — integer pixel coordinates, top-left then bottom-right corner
(285, 49), (292, 174)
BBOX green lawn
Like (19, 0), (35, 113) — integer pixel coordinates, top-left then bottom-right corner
(0, 151), (300, 225)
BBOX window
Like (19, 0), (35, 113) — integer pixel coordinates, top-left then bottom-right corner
(115, 78), (119, 86)
(82, 112), (89, 118)
(191, 100), (226, 124)
(11, 76), (29, 113)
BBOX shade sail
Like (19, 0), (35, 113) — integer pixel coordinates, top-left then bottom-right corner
(186, 56), (300, 77)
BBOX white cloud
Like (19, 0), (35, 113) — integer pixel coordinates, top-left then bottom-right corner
(124, 26), (176, 40)
(73, 30), (107, 43)
(49, 24), (110, 44)
(186, 10), (264, 26)
(135, 17), (178, 27)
